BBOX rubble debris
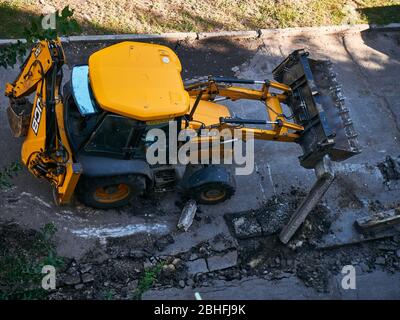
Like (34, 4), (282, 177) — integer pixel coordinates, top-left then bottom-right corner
(257, 201), (290, 235)
(378, 155), (400, 182)
(209, 233), (237, 252)
(189, 253), (199, 261)
(375, 257), (386, 265)
(161, 264), (176, 278)
(62, 274), (81, 286)
(359, 262), (370, 273)
(248, 257), (263, 269)
(368, 200), (386, 212)
(355, 208), (400, 234)
(296, 258), (330, 292)
(230, 214), (262, 239)
(172, 258), (183, 268)
(207, 250), (238, 272)
(186, 278), (195, 287)
(2, 191), (399, 299)
(81, 273), (94, 283)
(226, 188), (332, 244)
(288, 240), (304, 250)
(79, 264), (92, 274)
(154, 234), (174, 251)
(186, 259), (208, 275)
(129, 249), (147, 259)
(280, 155), (335, 244)
(177, 200), (197, 231)
(336, 175), (364, 209)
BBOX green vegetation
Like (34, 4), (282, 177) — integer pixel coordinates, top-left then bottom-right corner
(0, 161), (22, 189)
(0, 5), (80, 68)
(358, 1), (400, 24)
(0, 223), (64, 300)
(0, 0), (398, 39)
(133, 262), (164, 300)
(101, 289), (116, 300)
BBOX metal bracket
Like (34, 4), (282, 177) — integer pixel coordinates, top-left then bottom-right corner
(279, 155), (335, 244)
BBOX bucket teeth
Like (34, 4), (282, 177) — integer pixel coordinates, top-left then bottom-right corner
(272, 51), (361, 168)
(308, 58), (362, 161)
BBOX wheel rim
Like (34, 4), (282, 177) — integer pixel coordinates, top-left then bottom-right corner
(200, 187), (226, 202)
(94, 184), (130, 203)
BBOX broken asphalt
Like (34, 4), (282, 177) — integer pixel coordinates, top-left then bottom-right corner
(0, 28), (399, 299)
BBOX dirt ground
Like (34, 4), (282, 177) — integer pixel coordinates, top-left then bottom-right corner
(0, 29), (400, 299)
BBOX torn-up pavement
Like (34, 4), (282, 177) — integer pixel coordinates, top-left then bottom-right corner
(0, 27), (399, 299)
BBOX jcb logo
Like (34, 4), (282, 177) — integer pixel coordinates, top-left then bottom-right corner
(34, 46), (41, 58)
(31, 98), (43, 135)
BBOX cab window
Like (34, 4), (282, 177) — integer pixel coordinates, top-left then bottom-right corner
(84, 115), (138, 157)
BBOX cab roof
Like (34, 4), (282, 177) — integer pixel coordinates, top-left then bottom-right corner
(88, 42), (190, 121)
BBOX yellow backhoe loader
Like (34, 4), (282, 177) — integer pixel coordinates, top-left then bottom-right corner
(5, 39), (360, 242)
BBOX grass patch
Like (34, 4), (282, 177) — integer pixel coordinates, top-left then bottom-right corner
(101, 289), (116, 300)
(0, 161), (22, 189)
(0, 1), (399, 38)
(0, 2), (33, 38)
(0, 223), (64, 300)
(0, 4), (80, 68)
(133, 262), (164, 300)
(358, 1), (400, 25)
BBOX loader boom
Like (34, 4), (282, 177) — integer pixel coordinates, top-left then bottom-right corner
(185, 76), (304, 142)
(185, 50), (360, 242)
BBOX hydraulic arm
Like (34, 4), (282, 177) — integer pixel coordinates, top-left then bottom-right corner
(185, 76), (304, 142)
(185, 50), (361, 242)
(5, 39), (81, 203)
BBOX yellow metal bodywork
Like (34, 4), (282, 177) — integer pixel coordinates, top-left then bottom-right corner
(188, 98), (231, 128)
(5, 39), (80, 204)
(54, 97), (82, 203)
(186, 81), (304, 142)
(89, 42), (190, 121)
(5, 40), (306, 206)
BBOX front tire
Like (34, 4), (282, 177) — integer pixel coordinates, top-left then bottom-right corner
(189, 181), (235, 205)
(76, 175), (146, 209)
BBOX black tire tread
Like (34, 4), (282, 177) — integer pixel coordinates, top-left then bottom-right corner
(76, 175), (146, 209)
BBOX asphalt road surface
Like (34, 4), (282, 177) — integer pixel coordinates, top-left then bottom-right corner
(0, 28), (399, 299)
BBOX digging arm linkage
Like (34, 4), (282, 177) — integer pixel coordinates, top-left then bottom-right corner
(185, 76), (304, 142)
(185, 49), (360, 244)
(5, 39), (81, 203)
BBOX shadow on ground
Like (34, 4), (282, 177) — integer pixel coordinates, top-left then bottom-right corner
(358, 5), (400, 26)
(0, 2), (400, 38)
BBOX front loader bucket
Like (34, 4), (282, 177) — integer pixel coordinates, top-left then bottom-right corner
(273, 49), (361, 169)
(273, 50), (361, 243)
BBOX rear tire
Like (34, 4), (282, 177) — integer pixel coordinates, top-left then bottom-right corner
(188, 181), (235, 205)
(76, 175), (146, 209)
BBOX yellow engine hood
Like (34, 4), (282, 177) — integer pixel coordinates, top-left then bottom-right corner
(88, 42), (190, 121)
